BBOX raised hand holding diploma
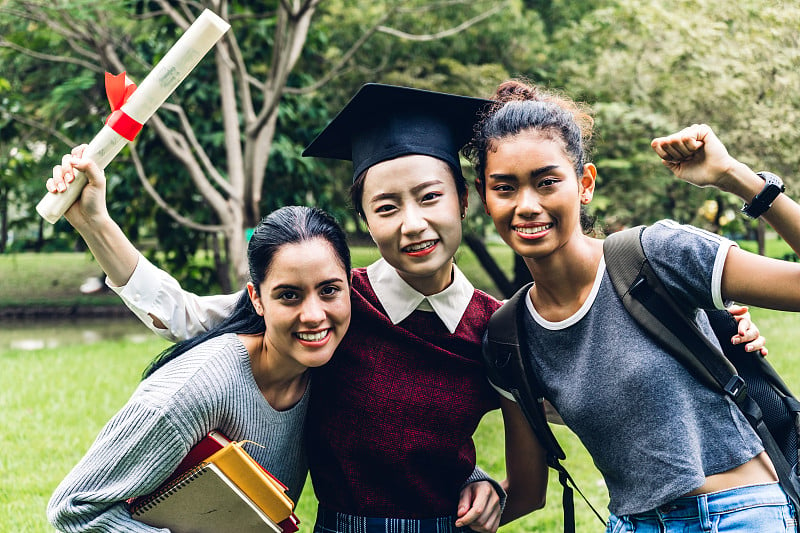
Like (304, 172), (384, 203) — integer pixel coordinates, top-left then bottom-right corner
(36, 9), (230, 224)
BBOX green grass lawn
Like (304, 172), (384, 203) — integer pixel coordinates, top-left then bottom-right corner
(0, 252), (124, 308)
(1, 246), (799, 532)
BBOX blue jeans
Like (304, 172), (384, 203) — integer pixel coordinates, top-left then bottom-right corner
(606, 483), (797, 532)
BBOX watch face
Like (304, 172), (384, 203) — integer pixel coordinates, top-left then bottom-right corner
(757, 171), (785, 192)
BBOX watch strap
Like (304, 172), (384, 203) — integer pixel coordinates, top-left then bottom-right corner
(741, 171), (785, 219)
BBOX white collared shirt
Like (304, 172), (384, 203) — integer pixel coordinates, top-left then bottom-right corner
(366, 258), (475, 334)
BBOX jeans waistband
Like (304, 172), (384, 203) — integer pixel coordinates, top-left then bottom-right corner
(314, 507), (468, 533)
(635, 483), (790, 520)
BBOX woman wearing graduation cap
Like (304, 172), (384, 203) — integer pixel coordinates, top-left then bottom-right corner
(47, 83), (548, 532)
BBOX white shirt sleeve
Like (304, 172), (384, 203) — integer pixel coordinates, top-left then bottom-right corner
(107, 253), (239, 342)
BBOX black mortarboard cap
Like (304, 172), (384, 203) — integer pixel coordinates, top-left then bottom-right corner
(302, 83), (491, 181)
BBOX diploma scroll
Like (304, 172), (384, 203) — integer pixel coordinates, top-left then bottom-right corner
(36, 9), (231, 224)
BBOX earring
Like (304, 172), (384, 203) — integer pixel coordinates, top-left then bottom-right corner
(461, 212), (466, 219)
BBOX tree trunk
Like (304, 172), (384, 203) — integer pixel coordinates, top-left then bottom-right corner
(462, 233), (516, 298)
(212, 232), (233, 294)
(513, 253), (533, 290)
(36, 217), (45, 251)
(757, 218), (766, 256)
(225, 208), (248, 289)
(0, 192), (7, 253)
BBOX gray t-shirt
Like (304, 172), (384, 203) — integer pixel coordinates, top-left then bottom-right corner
(498, 220), (764, 516)
(48, 333), (308, 532)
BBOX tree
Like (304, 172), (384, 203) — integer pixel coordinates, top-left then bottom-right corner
(1, 0), (511, 290)
(0, 80), (56, 253)
(6, 0), (798, 297)
(546, 0), (800, 238)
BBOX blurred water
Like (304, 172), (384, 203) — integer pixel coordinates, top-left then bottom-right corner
(0, 317), (154, 351)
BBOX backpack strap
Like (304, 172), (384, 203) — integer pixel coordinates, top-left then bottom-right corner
(485, 283), (563, 459)
(603, 226), (800, 517)
(484, 283), (605, 532)
(603, 226), (742, 396)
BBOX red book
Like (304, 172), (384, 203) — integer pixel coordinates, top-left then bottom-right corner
(168, 429), (231, 485)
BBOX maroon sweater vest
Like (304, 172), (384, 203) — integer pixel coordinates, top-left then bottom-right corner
(306, 268), (501, 518)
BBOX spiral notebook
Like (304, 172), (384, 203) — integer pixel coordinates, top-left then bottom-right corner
(130, 461), (282, 533)
(128, 431), (299, 533)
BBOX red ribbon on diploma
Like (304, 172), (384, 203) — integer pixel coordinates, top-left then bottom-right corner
(104, 72), (142, 141)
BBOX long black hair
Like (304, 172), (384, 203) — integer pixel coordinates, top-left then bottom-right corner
(142, 206), (351, 379)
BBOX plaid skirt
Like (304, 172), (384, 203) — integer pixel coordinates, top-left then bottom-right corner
(313, 507), (471, 533)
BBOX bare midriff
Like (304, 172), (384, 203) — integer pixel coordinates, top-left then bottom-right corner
(685, 452), (778, 496)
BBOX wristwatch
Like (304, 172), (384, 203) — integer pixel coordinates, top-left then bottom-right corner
(741, 171), (785, 219)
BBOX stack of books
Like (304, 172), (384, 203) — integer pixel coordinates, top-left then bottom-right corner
(128, 430), (299, 533)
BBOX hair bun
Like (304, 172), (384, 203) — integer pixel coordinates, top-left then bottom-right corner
(494, 80), (538, 103)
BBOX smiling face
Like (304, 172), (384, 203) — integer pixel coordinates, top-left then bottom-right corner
(480, 130), (596, 261)
(360, 154), (467, 295)
(248, 238), (351, 371)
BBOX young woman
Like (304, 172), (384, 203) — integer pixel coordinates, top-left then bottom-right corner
(464, 79), (799, 532)
(45, 84), (547, 533)
(47, 205), (352, 532)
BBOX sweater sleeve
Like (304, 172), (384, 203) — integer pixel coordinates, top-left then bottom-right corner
(461, 465), (507, 512)
(47, 399), (193, 533)
(107, 253), (238, 342)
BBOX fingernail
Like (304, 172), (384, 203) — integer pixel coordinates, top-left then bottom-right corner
(65, 173), (74, 183)
(57, 182), (67, 192)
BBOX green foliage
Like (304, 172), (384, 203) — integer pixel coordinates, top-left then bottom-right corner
(550, 0), (800, 232)
(3, 0), (800, 282)
(264, 90), (352, 223)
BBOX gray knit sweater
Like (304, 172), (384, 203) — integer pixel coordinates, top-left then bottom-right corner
(47, 333), (308, 532)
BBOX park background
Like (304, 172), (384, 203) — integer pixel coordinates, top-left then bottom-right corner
(1, 0), (799, 531)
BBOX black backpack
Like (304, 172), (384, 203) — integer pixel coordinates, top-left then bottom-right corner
(483, 225), (800, 533)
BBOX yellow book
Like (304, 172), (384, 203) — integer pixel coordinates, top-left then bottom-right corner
(205, 441), (295, 523)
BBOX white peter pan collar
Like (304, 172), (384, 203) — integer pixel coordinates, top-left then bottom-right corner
(366, 258), (475, 334)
